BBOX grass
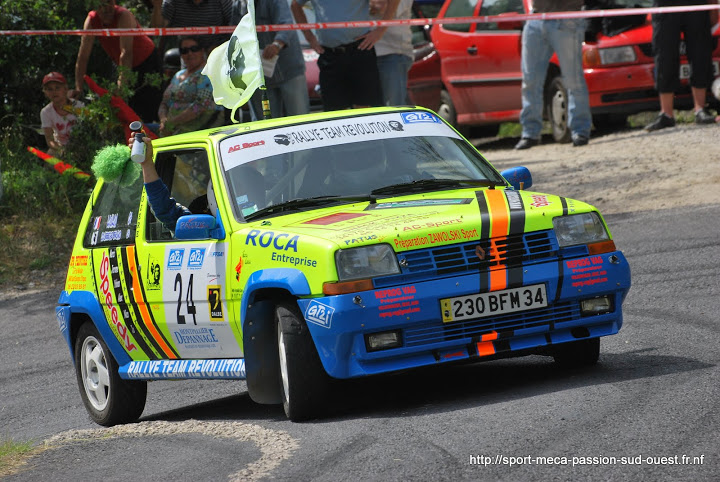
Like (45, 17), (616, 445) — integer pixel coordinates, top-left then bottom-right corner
(0, 214), (79, 290)
(0, 438), (40, 477)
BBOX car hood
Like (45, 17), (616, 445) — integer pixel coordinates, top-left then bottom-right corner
(252, 188), (596, 251)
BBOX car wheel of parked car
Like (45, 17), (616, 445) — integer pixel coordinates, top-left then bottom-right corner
(276, 301), (331, 421)
(552, 337), (600, 367)
(546, 76), (572, 143)
(593, 113), (628, 131)
(437, 89), (469, 135)
(74, 322), (147, 426)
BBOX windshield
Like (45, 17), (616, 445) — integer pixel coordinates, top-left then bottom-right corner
(219, 111), (506, 221)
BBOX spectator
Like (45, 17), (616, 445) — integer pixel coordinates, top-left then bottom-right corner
(152, 0), (234, 52)
(515, 0), (591, 149)
(40, 72), (85, 157)
(370, 0), (413, 106)
(290, 0), (400, 111)
(233, 0), (310, 120)
(157, 36), (223, 136)
(71, 0), (162, 124)
(644, 0), (717, 131)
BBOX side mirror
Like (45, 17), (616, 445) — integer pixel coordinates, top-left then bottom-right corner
(175, 214), (222, 240)
(501, 166), (532, 190)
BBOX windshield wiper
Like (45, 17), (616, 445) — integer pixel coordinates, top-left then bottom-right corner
(244, 195), (376, 221)
(371, 178), (504, 196)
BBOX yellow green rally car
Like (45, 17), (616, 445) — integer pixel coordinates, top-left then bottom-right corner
(56, 107), (631, 424)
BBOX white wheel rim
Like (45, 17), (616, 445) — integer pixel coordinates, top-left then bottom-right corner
(551, 89), (567, 132)
(80, 336), (110, 411)
(278, 331), (290, 404)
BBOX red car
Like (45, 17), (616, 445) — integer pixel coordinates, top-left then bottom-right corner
(430, 0), (720, 140)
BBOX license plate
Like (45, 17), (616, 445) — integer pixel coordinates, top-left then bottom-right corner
(440, 284), (547, 323)
(680, 61), (720, 80)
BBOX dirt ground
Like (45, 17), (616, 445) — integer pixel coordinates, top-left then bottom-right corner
(478, 121), (720, 215)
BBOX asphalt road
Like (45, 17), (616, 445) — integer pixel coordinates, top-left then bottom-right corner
(1, 203), (718, 481)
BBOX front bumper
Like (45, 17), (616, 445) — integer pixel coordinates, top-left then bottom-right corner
(297, 251), (631, 379)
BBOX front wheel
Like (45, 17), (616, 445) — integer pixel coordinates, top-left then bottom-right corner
(546, 76), (571, 143)
(74, 322), (147, 426)
(276, 301), (331, 421)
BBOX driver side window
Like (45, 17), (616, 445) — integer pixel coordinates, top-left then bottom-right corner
(145, 148), (212, 241)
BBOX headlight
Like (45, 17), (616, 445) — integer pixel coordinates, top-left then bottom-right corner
(598, 46), (636, 65)
(335, 244), (400, 281)
(553, 212), (609, 247)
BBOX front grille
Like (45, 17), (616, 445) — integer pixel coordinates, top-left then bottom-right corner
(375, 230), (557, 287)
(404, 301), (579, 347)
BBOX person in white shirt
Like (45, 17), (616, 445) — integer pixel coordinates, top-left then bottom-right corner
(40, 72), (84, 157)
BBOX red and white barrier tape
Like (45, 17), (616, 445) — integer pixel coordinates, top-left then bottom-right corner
(0, 5), (718, 37)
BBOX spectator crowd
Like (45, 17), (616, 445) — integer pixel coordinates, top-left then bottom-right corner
(41, 0), (720, 156)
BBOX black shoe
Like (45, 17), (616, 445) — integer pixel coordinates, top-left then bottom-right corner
(571, 134), (589, 147)
(695, 108), (715, 124)
(645, 113), (675, 131)
(514, 137), (539, 150)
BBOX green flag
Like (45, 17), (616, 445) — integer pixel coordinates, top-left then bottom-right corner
(202, 0), (263, 121)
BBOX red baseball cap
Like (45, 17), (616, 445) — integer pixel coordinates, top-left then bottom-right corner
(42, 72), (67, 86)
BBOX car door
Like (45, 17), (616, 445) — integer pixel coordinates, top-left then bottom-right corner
(435, 0), (526, 125)
(134, 146), (241, 360)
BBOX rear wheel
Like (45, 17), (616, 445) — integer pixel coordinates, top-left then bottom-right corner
(546, 75), (571, 143)
(552, 337), (600, 367)
(74, 322), (147, 426)
(276, 301), (331, 421)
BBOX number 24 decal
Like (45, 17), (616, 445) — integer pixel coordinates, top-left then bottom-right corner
(174, 273), (197, 324)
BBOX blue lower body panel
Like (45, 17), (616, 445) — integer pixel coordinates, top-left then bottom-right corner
(296, 251), (631, 378)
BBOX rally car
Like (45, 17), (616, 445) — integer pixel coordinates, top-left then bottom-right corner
(56, 106), (631, 424)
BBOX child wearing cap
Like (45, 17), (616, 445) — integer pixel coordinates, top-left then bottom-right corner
(40, 72), (85, 157)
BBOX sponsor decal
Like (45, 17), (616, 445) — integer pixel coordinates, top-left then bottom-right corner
(99, 251), (136, 351)
(125, 359), (246, 380)
(400, 112), (440, 124)
(566, 256), (608, 287)
(93, 216), (102, 231)
(56, 309), (67, 332)
(127, 211), (134, 225)
(505, 190), (523, 209)
(366, 198), (472, 210)
(173, 327), (219, 346)
(188, 248), (206, 269)
(402, 218), (463, 232)
(343, 234), (378, 246)
(235, 256), (243, 281)
(375, 285), (420, 318)
(270, 252), (317, 267)
(305, 300), (334, 329)
(208, 285), (224, 320)
(274, 134), (290, 145)
(303, 212), (369, 225)
(100, 230), (122, 242)
(394, 228), (479, 249)
(106, 213), (118, 229)
(530, 195), (550, 208)
(228, 140), (265, 153)
(91, 231), (98, 246)
(246, 230), (299, 252)
(146, 254), (162, 290)
(167, 249), (184, 270)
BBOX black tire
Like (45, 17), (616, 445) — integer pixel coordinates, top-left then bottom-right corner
(552, 337), (600, 367)
(276, 301), (331, 421)
(546, 76), (572, 143)
(74, 322), (147, 426)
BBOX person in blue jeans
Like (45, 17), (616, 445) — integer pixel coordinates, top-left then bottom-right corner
(371, 0), (414, 106)
(515, 1), (592, 150)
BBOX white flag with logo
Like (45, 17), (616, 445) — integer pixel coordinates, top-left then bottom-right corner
(202, 0), (263, 120)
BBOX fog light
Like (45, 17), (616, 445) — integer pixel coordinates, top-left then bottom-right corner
(365, 330), (402, 352)
(580, 296), (612, 316)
